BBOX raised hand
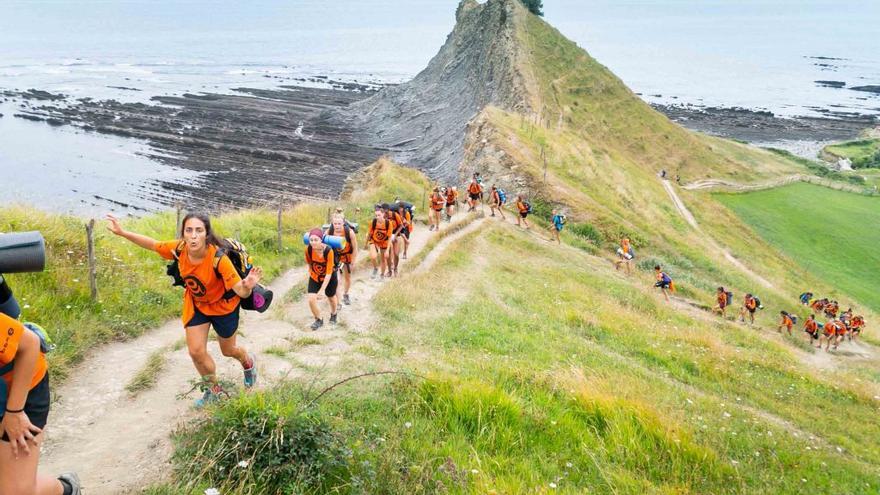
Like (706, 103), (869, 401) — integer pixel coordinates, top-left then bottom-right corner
(105, 214), (124, 236)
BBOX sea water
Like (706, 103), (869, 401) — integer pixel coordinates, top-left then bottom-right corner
(1, 0), (878, 214)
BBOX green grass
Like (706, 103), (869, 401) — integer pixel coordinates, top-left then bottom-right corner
(717, 182), (880, 312)
(823, 138), (880, 169)
(125, 348), (167, 396)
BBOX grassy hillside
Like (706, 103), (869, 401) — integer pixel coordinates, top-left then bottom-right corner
(154, 222), (880, 494)
(0, 158), (429, 380)
(717, 183), (880, 312)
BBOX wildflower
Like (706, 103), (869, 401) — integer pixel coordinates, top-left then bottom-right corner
(471, 469), (479, 475)
(205, 489), (220, 495)
(65, 305), (72, 309)
(565, 462), (573, 468)
(238, 460), (249, 468)
(723, 412), (731, 418)
(404, 421), (412, 429)
(549, 482), (558, 489)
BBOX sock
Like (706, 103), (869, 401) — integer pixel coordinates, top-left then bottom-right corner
(59, 478), (73, 495)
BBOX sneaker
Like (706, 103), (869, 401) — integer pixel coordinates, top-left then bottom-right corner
(371, 268), (378, 279)
(429, 225), (435, 231)
(402, 253), (407, 260)
(58, 472), (82, 495)
(329, 313), (338, 325)
(343, 294), (351, 305)
(243, 353), (257, 388)
(195, 384), (224, 408)
(310, 318), (324, 331)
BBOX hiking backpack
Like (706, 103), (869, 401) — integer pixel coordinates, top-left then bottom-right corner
(523, 201), (532, 214)
(395, 201), (415, 218)
(497, 189), (508, 204)
(167, 239), (272, 312)
(753, 296), (764, 310)
(725, 291), (734, 306)
(0, 322), (53, 408)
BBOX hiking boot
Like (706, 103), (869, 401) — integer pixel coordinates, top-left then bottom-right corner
(343, 294), (351, 305)
(402, 253), (407, 260)
(243, 353), (257, 388)
(195, 384), (224, 409)
(371, 268), (378, 279)
(310, 318), (324, 331)
(329, 313), (338, 325)
(429, 225), (435, 231)
(490, 213), (495, 217)
(58, 472), (82, 495)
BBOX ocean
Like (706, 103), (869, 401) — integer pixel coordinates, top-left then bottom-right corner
(1, 0), (878, 214)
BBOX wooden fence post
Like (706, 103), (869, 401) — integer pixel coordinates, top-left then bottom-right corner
(85, 219), (97, 302)
(276, 198), (284, 253)
(175, 201), (183, 237)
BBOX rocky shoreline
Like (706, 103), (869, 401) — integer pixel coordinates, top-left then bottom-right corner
(4, 86), (386, 211)
(652, 103), (878, 146)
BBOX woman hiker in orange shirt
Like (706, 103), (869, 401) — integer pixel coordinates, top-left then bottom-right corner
(107, 213), (263, 407)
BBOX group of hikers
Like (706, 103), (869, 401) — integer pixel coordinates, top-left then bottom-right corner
(797, 292), (866, 350)
(705, 284), (867, 351)
(3, 169), (871, 494)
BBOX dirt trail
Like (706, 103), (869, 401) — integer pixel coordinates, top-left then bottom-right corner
(661, 179), (775, 290)
(40, 213), (475, 494)
(683, 174), (872, 195)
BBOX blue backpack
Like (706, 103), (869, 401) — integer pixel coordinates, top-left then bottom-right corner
(497, 189), (508, 204)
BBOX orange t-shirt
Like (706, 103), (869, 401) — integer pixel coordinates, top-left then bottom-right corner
(804, 319), (819, 334)
(781, 315), (793, 328)
(446, 190), (458, 204)
(368, 219), (392, 249)
(0, 313), (48, 390)
(516, 200), (528, 213)
(431, 194), (445, 211)
(306, 246), (335, 282)
(468, 182), (482, 195)
(156, 241), (242, 325)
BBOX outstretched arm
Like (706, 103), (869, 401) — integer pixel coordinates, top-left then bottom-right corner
(106, 214), (159, 251)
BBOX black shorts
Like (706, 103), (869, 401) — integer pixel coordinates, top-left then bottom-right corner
(1, 372), (50, 442)
(308, 274), (338, 298)
(469, 193), (480, 201)
(400, 227), (410, 239)
(747, 308), (756, 314)
(805, 330), (819, 340)
(187, 304), (241, 339)
(655, 281), (671, 289)
(519, 212), (529, 219)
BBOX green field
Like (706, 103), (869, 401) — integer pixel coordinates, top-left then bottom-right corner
(717, 182), (880, 312)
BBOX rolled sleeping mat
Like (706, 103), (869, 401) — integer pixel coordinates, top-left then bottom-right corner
(0, 231), (46, 274)
(301, 233), (344, 249)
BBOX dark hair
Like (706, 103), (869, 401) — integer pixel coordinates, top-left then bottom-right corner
(180, 213), (227, 249)
(810, 314), (815, 318)
(717, 287), (724, 292)
(654, 265), (661, 270)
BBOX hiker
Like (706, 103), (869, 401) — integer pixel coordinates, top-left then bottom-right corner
(550, 209), (566, 244)
(820, 319), (846, 351)
(653, 265), (674, 302)
(489, 185), (507, 219)
(778, 311), (796, 336)
(106, 213), (261, 406)
(614, 237), (635, 274)
(325, 214), (357, 306)
(739, 293), (758, 325)
(515, 195), (531, 228)
(713, 287), (732, 317)
(803, 314), (820, 346)
(466, 177), (483, 212)
(824, 300), (839, 319)
(383, 203), (405, 277)
(367, 207), (392, 278)
(799, 292), (813, 306)
(445, 187), (458, 221)
(810, 297), (828, 314)
(305, 228), (339, 330)
(429, 187), (445, 231)
(394, 200), (414, 260)
(0, 308), (82, 494)
(850, 315), (865, 341)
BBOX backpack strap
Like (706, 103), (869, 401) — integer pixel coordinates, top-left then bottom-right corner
(172, 240), (186, 260)
(0, 360), (14, 376)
